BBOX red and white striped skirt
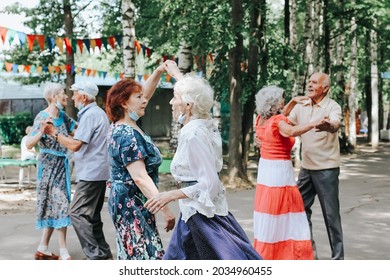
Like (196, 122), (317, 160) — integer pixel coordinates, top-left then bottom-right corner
(253, 158), (314, 260)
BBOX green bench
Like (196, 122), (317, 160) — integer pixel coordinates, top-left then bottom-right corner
(0, 158), (37, 189)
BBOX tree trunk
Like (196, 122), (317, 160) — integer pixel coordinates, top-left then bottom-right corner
(323, 0), (331, 73)
(370, 19), (379, 150)
(122, 0), (136, 79)
(348, 4), (357, 147)
(335, 0), (345, 110)
(228, 0), (247, 186)
(301, 0), (314, 94)
(169, 43), (192, 153)
(242, 0), (262, 172)
(63, 0), (76, 119)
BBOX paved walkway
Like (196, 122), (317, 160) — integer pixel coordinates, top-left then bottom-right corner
(0, 141), (389, 260)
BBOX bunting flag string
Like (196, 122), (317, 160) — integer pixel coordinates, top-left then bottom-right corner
(0, 60), (176, 84)
(0, 25), (155, 59)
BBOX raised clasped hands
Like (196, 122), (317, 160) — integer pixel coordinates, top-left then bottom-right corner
(40, 117), (54, 135)
(163, 60), (183, 81)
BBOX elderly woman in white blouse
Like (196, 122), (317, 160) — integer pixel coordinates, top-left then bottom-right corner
(145, 63), (262, 260)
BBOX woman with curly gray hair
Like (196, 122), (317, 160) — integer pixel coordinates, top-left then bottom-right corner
(253, 85), (323, 260)
(145, 61), (262, 260)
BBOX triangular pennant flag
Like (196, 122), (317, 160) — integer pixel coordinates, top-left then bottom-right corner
(71, 65), (75, 75)
(54, 66), (60, 74)
(43, 66), (49, 73)
(97, 70), (102, 77)
(114, 72), (119, 79)
(36, 66), (42, 73)
(137, 74), (143, 81)
(36, 35), (45, 51)
(90, 39), (96, 52)
(95, 38), (102, 51)
(134, 40), (141, 54)
(166, 74), (172, 82)
(71, 39), (77, 54)
(86, 69), (92, 76)
(146, 47), (151, 58)
(162, 54), (167, 62)
(66, 64), (71, 74)
(55, 37), (64, 53)
(143, 74), (149, 80)
(27, 34), (36, 52)
(77, 40), (84, 53)
(91, 69), (97, 77)
(83, 39), (90, 53)
(101, 37), (108, 51)
(7, 29), (16, 46)
(64, 38), (73, 55)
(161, 73), (166, 82)
(5, 62), (13, 72)
(120, 73), (124, 79)
(12, 63), (18, 73)
(18, 65), (25, 73)
(114, 35), (122, 47)
(107, 36), (115, 49)
(48, 66), (54, 74)
(81, 68), (86, 75)
(59, 65), (66, 73)
(17, 32), (26, 46)
(102, 71), (107, 79)
(24, 65), (31, 73)
(47, 36), (55, 52)
(141, 44), (146, 57)
(209, 53), (214, 63)
(0, 26), (8, 43)
(30, 65), (36, 73)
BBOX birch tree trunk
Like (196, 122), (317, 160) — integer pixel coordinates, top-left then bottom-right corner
(289, 0), (299, 96)
(335, 0), (345, 109)
(122, 0), (136, 79)
(63, 0), (76, 119)
(370, 20), (379, 150)
(348, 6), (357, 147)
(301, 0), (314, 94)
(169, 43), (192, 153)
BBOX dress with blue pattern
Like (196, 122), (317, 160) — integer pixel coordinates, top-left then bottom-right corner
(107, 124), (164, 260)
(31, 110), (76, 229)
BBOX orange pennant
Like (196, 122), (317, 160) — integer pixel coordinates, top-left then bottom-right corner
(91, 69), (97, 77)
(24, 65), (31, 73)
(134, 40), (141, 54)
(54, 66), (60, 74)
(86, 69), (92, 76)
(0, 26), (8, 43)
(36, 35), (45, 51)
(55, 38), (64, 53)
(59, 65), (66, 73)
(5, 62), (13, 72)
(48, 66), (54, 74)
(36, 66), (42, 73)
(165, 74), (171, 82)
(107, 36), (116, 49)
(27, 34), (35, 51)
(90, 39), (96, 52)
(64, 38), (73, 55)
(77, 40), (84, 53)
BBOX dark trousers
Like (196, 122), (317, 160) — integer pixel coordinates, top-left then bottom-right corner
(70, 180), (112, 260)
(297, 167), (344, 260)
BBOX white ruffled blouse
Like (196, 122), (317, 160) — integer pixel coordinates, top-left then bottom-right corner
(171, 118), (229, 222)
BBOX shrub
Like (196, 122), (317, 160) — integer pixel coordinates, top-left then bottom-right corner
(0, 112), (33, 145)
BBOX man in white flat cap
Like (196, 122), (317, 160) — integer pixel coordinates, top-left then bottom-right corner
(46, 81), (112, 260)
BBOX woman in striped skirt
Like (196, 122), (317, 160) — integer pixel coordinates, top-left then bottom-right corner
(253, 86), (324, 260)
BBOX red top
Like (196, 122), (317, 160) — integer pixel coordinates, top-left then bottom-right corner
(255, 114), (295, 160)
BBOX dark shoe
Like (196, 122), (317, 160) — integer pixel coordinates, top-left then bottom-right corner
(34, 251), (59, 260)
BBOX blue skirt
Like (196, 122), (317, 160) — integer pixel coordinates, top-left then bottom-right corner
(163, 212), (262, 260)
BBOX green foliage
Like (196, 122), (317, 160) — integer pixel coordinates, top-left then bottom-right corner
(0, 113), (33, 145)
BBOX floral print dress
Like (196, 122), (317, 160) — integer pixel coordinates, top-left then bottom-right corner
(107, 124), (164, 260)
(31, 110), (76, 229)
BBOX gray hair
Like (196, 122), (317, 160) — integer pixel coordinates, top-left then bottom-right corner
(255, 85), (284, 119)
(43, 83), (65, 103)
(174, 74), (214, 119)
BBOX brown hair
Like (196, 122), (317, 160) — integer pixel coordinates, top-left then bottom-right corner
(106, 79), (143, 122)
